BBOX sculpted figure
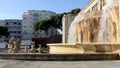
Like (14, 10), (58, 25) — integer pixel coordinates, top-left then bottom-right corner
(28, 42), (35, 53)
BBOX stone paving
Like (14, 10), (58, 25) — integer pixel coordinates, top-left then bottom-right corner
(0, 60), (119, 68)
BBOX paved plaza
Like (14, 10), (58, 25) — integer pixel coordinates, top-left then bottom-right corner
(0, 60), (119, 68)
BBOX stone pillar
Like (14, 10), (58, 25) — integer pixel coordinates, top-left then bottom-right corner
(82, 20), (90, 42)
(86, 23), (90, 42)
(92, 18), (99, 42)
(80, 22), (84, 42)
(62, 14), (76, 43)
(82, 21), (85, 42)
(62, 15), (67, 43)
(76, 23), (81, 42)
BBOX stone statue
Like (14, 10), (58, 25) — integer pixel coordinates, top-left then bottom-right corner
(36, 44), (42, 53)
(7, 37), (16, 53)
(7, 42), (14, 53)
(16, 38), (21, 51)
(24, 43), (29, 53)
(12, 41), (19, 53)
(7, 37), (22, 53)
(28, 42), (35, 53)
(8, 36), (16, 47)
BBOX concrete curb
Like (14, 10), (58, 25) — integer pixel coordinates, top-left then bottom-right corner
(0, 53), (119, 61)
(119, 53), (120, 60)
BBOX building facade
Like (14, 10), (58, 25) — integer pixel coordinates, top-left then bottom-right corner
(0, 20), (5, 26)
(0, 20), (5, 42)
(4, 20), (22, 41)
(22, 10), (56, 40)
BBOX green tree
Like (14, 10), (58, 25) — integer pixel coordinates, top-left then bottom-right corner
(34, 22), (40, 31)
(68, 8), (81, 14)
(50, 14), (63, 30)
(0, 26), (9, 37)
(34, 8), (81, 32)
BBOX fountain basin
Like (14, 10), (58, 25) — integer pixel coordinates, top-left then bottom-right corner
(48, 43), (120, 54)
(0, 43), (119, 61)
(48, 43), (84, 54)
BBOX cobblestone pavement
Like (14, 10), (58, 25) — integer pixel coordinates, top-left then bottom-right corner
(0, 60), (119, 68)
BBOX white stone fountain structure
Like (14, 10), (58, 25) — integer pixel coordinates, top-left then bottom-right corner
(48, 0), (120, 54)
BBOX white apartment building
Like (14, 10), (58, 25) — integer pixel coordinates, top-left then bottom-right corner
(0, 20), (5, 42)
(4, 20), (22, 41)
(22, 10), (56, 40)
(0, 20), (5, 26)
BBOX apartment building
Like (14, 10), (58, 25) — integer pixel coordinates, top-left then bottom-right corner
(0, 20), (5, 26)
(4, 20), (22, 41)
(22, 10), (56, 40)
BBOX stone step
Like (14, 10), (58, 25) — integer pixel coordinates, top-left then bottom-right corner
(0, 53), (119, 61)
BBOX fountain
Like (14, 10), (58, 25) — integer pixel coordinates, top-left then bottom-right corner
(48, 0), (120, 54)
(0, 0), (119, 61)
(98, 0), (119, 42)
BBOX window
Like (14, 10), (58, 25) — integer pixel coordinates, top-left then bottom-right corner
(33, 18), (39, 22)
(10, 31), (12, 33)
(14, 31), (16, 33)
(30, 26), (32, 28)
(24, 26), (26, 28)
(17, 36), (21, 38)
(23, 17), (27, 20)
(18, 22), (21, 25)
(33, 13), (39, 17)
(14, 22), (16, 24)
(6, 22), (9, 25)
(18, 31), (21, 34)
(23, 30), (27, 34)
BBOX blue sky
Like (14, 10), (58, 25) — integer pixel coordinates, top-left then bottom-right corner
(0, 0), (90, 20)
